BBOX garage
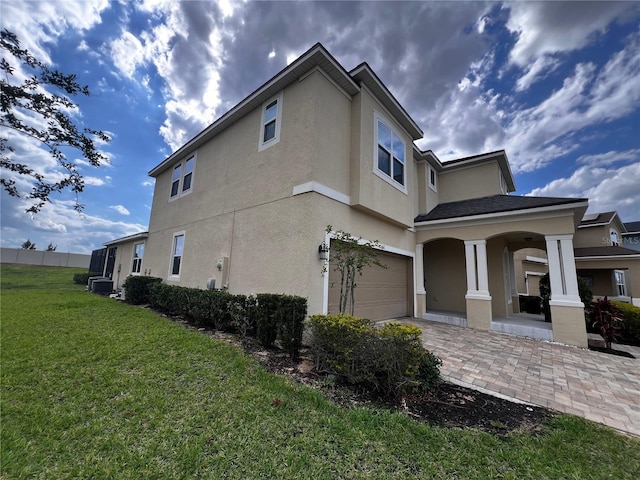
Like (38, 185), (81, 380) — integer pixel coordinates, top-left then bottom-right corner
(328, 248), (412, 320)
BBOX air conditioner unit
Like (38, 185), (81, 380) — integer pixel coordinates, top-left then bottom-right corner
(206, 278), (216, 290)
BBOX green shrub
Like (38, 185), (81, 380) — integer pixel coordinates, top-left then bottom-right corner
(276, 295), (307, 359)
(613, 301), (640, 345)
(256, 294), (281, 348)
(309, 315), (441, 398)
(123, 276), (163, 305)
(73, 271), (104, 285)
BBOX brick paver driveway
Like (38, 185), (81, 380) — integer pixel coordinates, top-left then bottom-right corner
(395, 318), (640, 437)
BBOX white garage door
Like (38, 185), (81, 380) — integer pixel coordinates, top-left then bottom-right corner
(328, 248), (411, 321)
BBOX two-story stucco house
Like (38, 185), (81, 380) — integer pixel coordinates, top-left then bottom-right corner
(573, 212), (640, 306)
(101, 43), (591, 347)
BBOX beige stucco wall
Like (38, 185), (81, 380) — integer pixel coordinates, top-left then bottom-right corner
(349, 88), (415, 227)
(423, 238), (466, 313)
(438, 162), (502, 204)
(513, 248), (547, 294)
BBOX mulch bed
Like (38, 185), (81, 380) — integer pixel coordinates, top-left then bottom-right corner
(169, 318), (556, 436)
(238, 336), (555, 436)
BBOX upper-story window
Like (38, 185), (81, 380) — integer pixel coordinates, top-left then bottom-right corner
(428, 165), (437, 192)
(258, 92), (283, 151)
(170, 155), (196, 200)
(131, 242), (144, 274)
(374, 113), (406, 192)
(610, 229), (619, 246)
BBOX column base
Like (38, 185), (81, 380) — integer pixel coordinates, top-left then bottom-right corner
(550, 303), (588, 348)
(416, 292), (426, 317)
(465, 295), (492, 330)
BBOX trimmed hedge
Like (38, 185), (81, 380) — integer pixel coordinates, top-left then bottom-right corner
(309, 314), (441, 399)
(73, 272), (103, 285)
(146, 283), (306, 358)
(613, 301), (640, 345)
(123, 276), (163, 305)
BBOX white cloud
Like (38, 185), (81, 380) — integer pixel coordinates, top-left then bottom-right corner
(1, 196), (147, 253)
(109, 204), (130, 215)
(577, 149), (640, 166)
(528, 162), (640, 221)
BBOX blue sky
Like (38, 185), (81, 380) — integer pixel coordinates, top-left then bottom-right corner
(1, 0), (639, 253)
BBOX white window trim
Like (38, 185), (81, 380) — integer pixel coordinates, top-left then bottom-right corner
(131, 242), (145, 275)
(169, 154), (196, 201)
(614, 270), (626, 296)
(610, 229), (619, 246)
(373, 111), (407, 194)
(258, 91), (283, 152)
(168, 231), (186, 280)
(428, 165), (437, 192)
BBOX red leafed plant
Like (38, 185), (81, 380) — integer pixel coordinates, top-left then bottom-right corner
(590, 297), (624, 350)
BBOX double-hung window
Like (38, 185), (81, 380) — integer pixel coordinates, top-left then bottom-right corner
(170, 232), (185, 278)
(610, 229), (619, 246)
(614, 270), (626, 296)
(374, 113), (406, 191)
(258, 92), (283, 151)
(170, 155), (195, 200)
(131, 243), (144, 274)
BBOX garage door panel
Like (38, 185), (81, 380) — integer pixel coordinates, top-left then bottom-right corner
(328, 247), (410, 320)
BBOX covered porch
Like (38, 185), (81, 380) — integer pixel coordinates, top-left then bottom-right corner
(424, 310), (553, 342)
(414, 195), (589, 347)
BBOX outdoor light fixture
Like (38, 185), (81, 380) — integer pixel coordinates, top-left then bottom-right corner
(318, 242), (329, 261)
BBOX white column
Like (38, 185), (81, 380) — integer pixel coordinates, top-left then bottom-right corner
(415, 243), (426, 295)
(464, 240), (490, 299)
(545, 234), (583, 306)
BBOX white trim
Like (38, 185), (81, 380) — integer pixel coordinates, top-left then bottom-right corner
(169, 154), (196, 201)
(298, 66), (352, 101)
(428, 165), (437, 192)
(130, 241), (145, 275)
(524, 270), (545, 277)
(575, 254), (640, 260)
(292, 181), (350, 205)
(168, 230), (186, 281)
(258, 91), (283, 152)
(524, 255), (548, 264)
(373, 111), (408, 194)
(549, 299), (584, 308)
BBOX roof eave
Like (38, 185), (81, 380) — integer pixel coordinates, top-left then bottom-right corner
(414, 200), (589, 227)
(104, 231), (149, 246)
(148, 44), (360, 177)
(349, 63), (423, 140)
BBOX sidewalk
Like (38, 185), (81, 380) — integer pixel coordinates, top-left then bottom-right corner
(394, 318), (640, 437)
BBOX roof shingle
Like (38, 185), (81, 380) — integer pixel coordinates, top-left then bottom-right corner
(414, 195), (586, 223)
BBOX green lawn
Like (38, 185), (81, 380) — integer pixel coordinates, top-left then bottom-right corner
(2, 264), (639, 479)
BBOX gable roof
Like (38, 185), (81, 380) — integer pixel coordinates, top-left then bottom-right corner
(579, 211), (617, 227)
(414, 195), (587, 223)
(149, 43), (423, 177)
(104, 231), (149, 247)
(623, 221), (640, 234)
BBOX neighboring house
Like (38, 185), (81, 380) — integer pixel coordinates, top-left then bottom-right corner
(513, 248), (548, 297)
(102, 43), (591, 347)
(91, 232), (149, 286)
(574, 212), (640, 307)
(622, 221), (640, 252)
